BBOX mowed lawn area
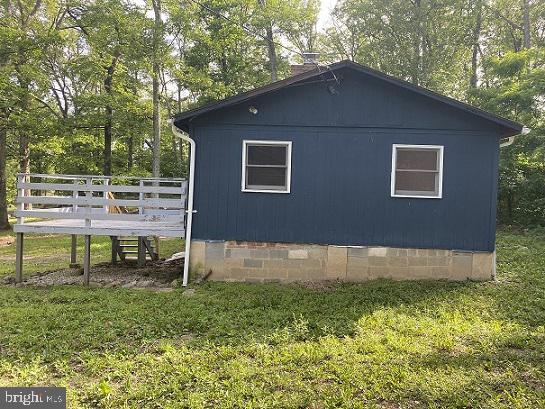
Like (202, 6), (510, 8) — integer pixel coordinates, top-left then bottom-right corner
(0, 230), (544, 408)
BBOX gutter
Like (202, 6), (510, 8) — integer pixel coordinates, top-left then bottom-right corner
(501, 126), (531, 148)
(171, 120), (196, 287)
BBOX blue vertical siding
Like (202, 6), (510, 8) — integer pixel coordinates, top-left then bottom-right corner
(191, 125), (499, 251)
(187, 67), (503, 252)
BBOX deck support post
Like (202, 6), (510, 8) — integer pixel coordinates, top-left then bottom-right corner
(111, 236), (118, 265)
(15, 233), (24, 283)
(153, 236), (160, 260)
(83, 235), (91, 286)
(70, 235), (78, 267)
(137, 236), (146, 267)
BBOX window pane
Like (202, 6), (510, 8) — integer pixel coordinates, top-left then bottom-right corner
(396, 149), (438, 171)
(395, 171), (437, 194)
(247, 145), (287, 166)
(247, 167), (286, 189)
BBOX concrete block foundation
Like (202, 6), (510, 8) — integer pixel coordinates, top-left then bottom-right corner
(189, 240), (495, 283)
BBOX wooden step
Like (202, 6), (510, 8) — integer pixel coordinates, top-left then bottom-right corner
(112, 235), (158, 265)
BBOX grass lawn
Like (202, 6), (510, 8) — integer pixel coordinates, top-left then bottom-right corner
(0, 230), (544, 408)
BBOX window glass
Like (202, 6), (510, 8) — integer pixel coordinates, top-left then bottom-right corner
(247, 145), (287, 166)
(395, 171), (437, 193)
(393, 146), (442, 197)
(243, 142), (291, 192)
(396, 149), (438, 171)
(247, 167), (286, 188)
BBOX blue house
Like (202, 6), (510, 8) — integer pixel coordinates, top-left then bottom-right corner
(173, 60), (523, 283)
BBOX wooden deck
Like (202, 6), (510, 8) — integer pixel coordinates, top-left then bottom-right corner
(13, 173), (188, 284)
(14, 219), (185, 237)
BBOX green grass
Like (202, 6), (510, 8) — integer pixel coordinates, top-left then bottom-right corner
(0, 229), (184, 278)
(1, 230), (545, 408)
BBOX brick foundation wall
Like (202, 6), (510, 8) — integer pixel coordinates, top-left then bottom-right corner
(189, 240), (495, 283)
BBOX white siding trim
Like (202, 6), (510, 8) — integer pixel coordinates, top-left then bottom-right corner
(390, 144), (444, 199)
(241, 140), (292, 193)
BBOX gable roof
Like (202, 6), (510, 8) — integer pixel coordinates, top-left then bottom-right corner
(173, 60), (523, 136)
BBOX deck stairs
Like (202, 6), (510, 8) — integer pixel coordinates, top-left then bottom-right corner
(111, 236), (159, 265)
(107, 189), (160, 265)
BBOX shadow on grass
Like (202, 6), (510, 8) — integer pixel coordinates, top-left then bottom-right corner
(0, 229), (544, 371)
(0, 279), (480, 363)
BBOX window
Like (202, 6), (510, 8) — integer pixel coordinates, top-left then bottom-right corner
(242, 140), (292, 193)
(391, 144), (443, 198)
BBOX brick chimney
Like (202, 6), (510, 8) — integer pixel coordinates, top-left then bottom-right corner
(291, 52), (319, 76)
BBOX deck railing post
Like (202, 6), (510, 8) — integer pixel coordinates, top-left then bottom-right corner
(15, 175), (26, 283)
(16, 174), (25, 225)
(83, 177), (92, 285)
(70, 178), (79, 267)
(138, 180), (144, 215)
(103, 178), (109, 213)
(72, 178), (79, 214)
(85, 177), (92, 228)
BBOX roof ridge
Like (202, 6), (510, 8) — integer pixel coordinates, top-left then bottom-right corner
(174, 60), (523, 136)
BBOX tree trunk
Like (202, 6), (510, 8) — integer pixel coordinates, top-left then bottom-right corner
(0, 124), (9, 230)
(470, 0), (483, 88)
(257, 0), (278, 82)
(127, 136), (134, 171)
(177, 83), (184, 168)
(152, 0), (162, 179)
(411, 0), (423, 85)
(103, 56), (118, 176)
(103, 108), (112, 175)
(166, 96), (182, 171)
(505, 189), (514, 223)
(265, 26), (278, 81)
(522, 0), (531, 49)
(18, 82), (31, 209)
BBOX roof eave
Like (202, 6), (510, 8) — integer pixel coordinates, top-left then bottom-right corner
(173, 64), (335, 131)
(174, 60), (524, 136)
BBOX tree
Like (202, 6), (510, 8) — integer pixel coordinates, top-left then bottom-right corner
(472, 49), (545, 225)
(324, 0), (475, 95)
(60, 0), (149, 176)
(257, 0), (278, 81)
(151, 0), (163, 178)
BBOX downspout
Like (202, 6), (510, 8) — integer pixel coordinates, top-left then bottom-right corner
(494, 126), (529, 280)
(171, 120), (196, 287)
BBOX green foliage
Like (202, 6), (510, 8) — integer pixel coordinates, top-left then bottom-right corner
(0, 0), (322, 209)
(1, 230), (545, 406)
(323, 0), (475, 95)
(471, 48), (545, 226)
(1, 0), (544, 227)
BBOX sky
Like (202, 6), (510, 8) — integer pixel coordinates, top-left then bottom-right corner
(317, 0), (337, 31)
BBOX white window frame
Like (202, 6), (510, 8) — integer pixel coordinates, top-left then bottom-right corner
(391, 144), (444, 199)
(241, 140), (292, 193)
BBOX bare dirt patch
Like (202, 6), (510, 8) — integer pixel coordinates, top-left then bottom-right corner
(0, 236), (15, 247)
(6, 259), (183, 290)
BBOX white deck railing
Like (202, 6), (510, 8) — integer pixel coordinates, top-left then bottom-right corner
(13, 173), (187, 237)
